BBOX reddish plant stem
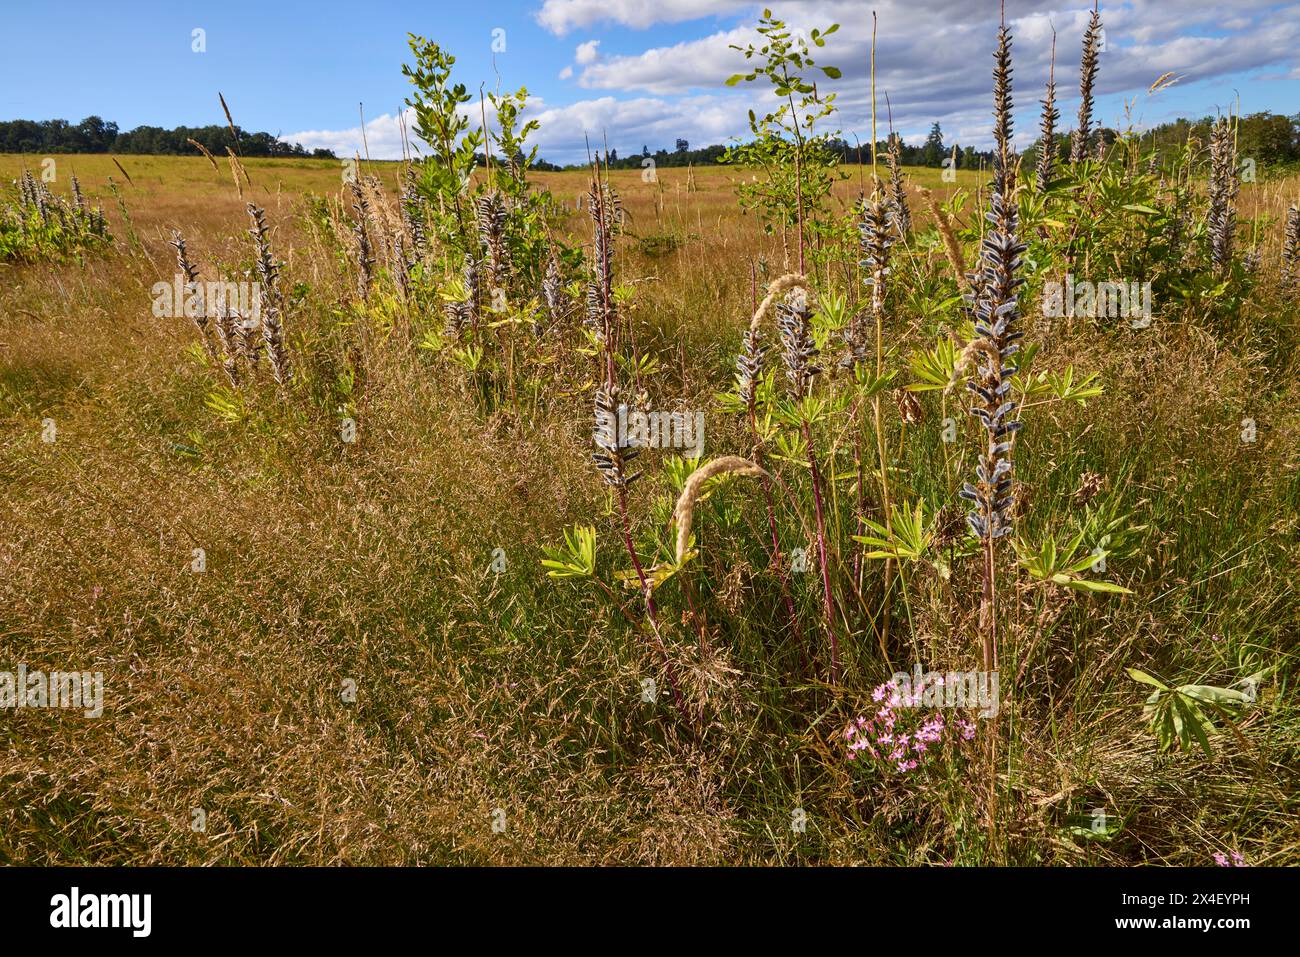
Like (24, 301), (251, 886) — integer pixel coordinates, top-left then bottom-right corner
(747, 409), (803, 649)
(850, 403), (868, 590)
(617, 487), (690, 723)
(980, 498), (998, 674)
(801, 418), (839, 683)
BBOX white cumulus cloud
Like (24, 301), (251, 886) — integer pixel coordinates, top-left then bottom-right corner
(289, 0), (1300, 164)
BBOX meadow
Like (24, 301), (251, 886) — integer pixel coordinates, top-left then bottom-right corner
(1, 13), (1298, 867)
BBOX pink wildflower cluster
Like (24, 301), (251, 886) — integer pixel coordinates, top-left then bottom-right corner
(845, 678), (977, 773)
(1213, 851), (1247, 867)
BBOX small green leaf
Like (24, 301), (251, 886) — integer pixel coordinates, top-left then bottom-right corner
(1065, 578), (1133, 595)
(1179, 685), (1250, 707)
(1127, 668), (1169, 691)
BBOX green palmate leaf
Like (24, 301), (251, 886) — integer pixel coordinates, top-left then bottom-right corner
(449, 345), (484, 372)
(852, 500), (934, 561)
(204, 387), (248, 423)
(1168, 698), (1187, 749)
(853, 364), (898, 398)
(1046, 366), (1104, 404)
(1130, 668), (1249, 755)
(540, 524), (597, 579)
(906, 336), (958, 392)
(661, 455), (703, 494)
(417, 330), (446, 352)
(1018, 530), (1131, 594)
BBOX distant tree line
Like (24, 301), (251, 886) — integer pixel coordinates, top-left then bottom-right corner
(1143, 112), (1299, 167)
(8, 110), (1295, 173)
(578, 113), (1300, 176)
(564, 125), (994, 172)
(1023, 112), (1300, 171)
(590, 140), (730, 171)
(0, 115), (335, 158)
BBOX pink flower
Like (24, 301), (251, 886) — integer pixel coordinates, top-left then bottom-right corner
(1213, 852), (1229, 867)
(846, 681), (981, 775)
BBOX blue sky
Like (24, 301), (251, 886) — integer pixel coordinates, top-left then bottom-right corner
(1, 1), (1296, 164)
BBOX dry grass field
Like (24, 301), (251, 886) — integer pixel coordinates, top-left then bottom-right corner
(2, 99), (1298, 863)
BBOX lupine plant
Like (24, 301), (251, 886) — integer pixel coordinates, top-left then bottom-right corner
(1, 169), (111, 261)
(71, 1), (1295, 867)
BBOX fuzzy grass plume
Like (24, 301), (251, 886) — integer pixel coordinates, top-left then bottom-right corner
(916, 186), (968, 292)
(749, 273), (811, 333)
(673, 457), (769, 564)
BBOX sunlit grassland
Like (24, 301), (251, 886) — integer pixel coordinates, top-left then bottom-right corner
(1, 153), (1297, 865)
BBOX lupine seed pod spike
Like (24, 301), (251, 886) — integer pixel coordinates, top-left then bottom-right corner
(1036, 31), (1059, 190)
(475, 191), (510, 294)
(592, 383), (640, 488)
(350, 183), (374, 301)
(168, 229), (218, 362)
(245, 203), (290, 386)
(886, 134), (912, 237)
(1207, 117), (1240, 277)
(1071, 6), (1102, 164)
(736, 327), (766, 410)
(966, 19), (1026, 554)
(846, 189), (894, 368)
(776, 287), (820, 400)
(1282, 205), (1300, 288)
(542, 254), (567, 325)
(586, 177), (621, 348)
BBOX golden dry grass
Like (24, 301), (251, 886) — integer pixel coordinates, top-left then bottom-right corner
(2, 153), (1298, 865)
